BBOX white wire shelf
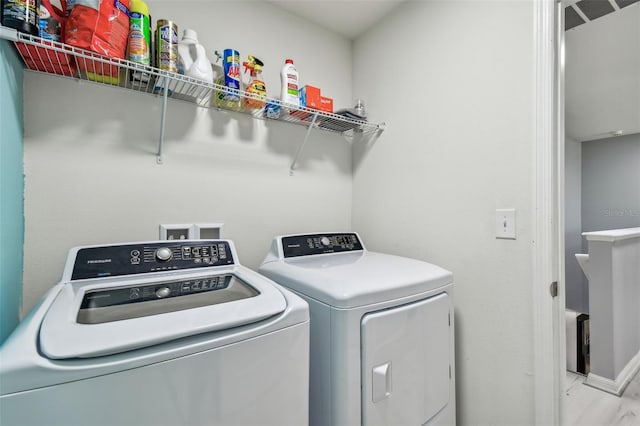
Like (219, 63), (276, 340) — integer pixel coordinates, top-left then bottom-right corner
(1, 26), (385, 169)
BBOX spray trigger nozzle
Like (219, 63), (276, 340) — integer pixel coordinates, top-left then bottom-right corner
(243, 55), (264, 74)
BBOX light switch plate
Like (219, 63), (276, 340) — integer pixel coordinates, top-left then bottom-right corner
(496, 209), (516, 239)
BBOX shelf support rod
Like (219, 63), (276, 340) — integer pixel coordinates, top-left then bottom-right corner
(156, 76), (170, 164)
(290, 113), (319, 175)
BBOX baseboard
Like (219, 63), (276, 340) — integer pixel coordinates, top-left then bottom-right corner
(585, 350), (640, 396)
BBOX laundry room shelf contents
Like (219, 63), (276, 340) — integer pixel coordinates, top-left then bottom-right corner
(0, 26), (386, 167)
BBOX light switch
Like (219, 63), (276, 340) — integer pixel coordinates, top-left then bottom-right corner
(495, 209), (516, 239)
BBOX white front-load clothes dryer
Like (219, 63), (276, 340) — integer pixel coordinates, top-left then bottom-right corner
(259, 232), (455, 426)
(0, 240), (309, 426)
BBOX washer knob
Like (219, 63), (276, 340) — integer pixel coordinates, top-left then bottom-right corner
(155, 287), (171, 298)
(320, 236), (331, 247)
(155, 247), (173, 262)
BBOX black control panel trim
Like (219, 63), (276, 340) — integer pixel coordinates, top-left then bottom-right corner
(282, 233), (363, 258)
(71, 241), (234, 280)
(79, 275), (235, 309)
(76, 274), (259, 324)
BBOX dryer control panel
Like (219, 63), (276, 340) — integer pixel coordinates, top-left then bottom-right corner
(282, 233), (363, 258)
(71, 241), (234, 280)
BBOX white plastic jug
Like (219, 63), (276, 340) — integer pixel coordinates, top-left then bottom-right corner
(178, 29), (214, 83)
(280, 58), (299, 108)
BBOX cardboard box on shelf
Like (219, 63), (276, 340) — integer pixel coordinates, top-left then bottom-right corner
(290, 85), (333, 120)
(300, 85), (321, 109)
(319, 96), (333, 113)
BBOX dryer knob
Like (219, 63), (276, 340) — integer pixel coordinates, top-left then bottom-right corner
(155, 247), (173, 262)
(320, 236), (331, 247)
(155, 287), (171, 298)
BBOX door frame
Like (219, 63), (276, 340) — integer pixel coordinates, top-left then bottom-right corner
(532, 0), (566, 425)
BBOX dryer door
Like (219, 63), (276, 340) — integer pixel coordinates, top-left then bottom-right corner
(361, 292), (451, 426)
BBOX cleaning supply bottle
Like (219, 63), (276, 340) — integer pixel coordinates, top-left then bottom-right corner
(1, 0), (41, 35)
(128, 0), (151, 83)
(213, 50), (226, 108)
(177, 29), (213, 83)
(280, 58), (299, 109)
(213, 48), (241, 111)
(242, 55), (266, 110)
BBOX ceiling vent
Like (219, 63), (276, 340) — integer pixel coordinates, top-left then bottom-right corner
(565, 0), (638, 31)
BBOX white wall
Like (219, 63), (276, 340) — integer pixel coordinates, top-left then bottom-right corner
(565, 137), (587, 313)
(582, 133), (640, 233)
(22, 1), (354, 313)
(565, 3), (640, 142)
(352, 1), (535, 424)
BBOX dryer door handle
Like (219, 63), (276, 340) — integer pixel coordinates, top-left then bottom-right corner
(372, 362), (392, 403)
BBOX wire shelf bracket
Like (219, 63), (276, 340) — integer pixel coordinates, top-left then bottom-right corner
(290, 112), (319, 175)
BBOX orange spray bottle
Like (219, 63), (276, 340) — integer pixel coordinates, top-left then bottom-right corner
(242, 55), (267, 109)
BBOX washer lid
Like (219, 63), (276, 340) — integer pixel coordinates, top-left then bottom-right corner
(259, 251), (453, 309)
(39, 267), (287, 359)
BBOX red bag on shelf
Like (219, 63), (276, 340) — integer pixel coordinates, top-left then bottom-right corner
(15, 0), (76, 76)
(15, 41), (76, 76)
(64, 0), (130, 82)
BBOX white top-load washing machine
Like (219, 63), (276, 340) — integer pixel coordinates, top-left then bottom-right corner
(0, 240), (309, 426)
(259, 232), (455, 426)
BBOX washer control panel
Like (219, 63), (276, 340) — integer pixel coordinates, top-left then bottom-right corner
(71, 241), (234, 280)
(282, 233), (363, 258)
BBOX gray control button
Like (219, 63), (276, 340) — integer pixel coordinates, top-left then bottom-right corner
(155, 287), (171, 298)
(129, 288), (140, 299)
(155, 247), (173, 262)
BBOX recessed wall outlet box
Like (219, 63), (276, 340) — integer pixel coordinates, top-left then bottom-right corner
(495, 209), (516, 239)
(194, 223), (224, 239)
(159, 224), (195, 240)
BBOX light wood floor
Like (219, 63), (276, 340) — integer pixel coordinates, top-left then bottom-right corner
(565, 369), (640, 426)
